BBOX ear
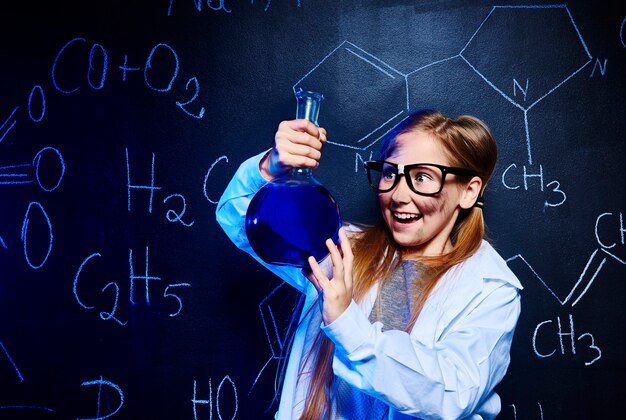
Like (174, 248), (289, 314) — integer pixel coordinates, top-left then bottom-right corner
(459, 176), (483, 209)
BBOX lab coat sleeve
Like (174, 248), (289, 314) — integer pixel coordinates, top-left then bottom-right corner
(215, 151), (310, 294)
(321, 281), (521, 419)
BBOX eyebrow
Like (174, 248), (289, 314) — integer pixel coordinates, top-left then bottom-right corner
(384, 160), (451, 166)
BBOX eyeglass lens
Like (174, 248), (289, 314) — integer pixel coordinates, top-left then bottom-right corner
(369, 163), (444, 194)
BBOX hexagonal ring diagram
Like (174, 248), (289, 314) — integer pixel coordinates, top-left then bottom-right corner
(460, 5), (592, 163)
(292, 5), (592, 166)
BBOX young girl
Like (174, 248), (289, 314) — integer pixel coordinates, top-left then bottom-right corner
(216, 110), (522, 419)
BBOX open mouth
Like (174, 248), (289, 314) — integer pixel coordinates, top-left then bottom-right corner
(393, 212), (422, 224)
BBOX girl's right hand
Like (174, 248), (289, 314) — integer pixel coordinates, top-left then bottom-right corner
(260, 119), (327, 180)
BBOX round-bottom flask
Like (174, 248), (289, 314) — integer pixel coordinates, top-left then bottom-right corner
(245, 89), (342, 268)
(246, 168), (342, 267)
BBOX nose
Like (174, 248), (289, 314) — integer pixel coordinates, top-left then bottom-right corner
(390, 174), (412, 204)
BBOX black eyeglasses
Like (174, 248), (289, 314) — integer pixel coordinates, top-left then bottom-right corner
(364, 160), (477, 196)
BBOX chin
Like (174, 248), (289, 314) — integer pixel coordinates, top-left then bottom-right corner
(390, 231), (424, 248)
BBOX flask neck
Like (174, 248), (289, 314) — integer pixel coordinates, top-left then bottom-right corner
(295, 89), (324, 126)
(293, 89), (324, 173)
(289, 167), (313, 179)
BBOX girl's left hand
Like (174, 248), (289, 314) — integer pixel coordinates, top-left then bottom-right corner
(307, 228), (354, 325)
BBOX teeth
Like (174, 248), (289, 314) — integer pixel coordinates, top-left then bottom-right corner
(394, 212), (421, 220)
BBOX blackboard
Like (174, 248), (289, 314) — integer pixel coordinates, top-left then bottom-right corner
(1, 1), (624, 418)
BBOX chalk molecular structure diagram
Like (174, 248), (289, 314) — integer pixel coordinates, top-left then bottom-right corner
(507, 210), (625, 307)
(292, 4), (591, 165)
(0, 147), (65, 261)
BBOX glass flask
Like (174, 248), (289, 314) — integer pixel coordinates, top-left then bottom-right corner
(245, 89), (342, 268)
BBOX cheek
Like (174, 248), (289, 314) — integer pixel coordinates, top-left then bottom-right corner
(420, 200), (439, 215)
(420, 194), (447, 215)
(378, 193), (389, 209)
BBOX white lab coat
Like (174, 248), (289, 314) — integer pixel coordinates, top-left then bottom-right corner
(216, 151), (522, 419)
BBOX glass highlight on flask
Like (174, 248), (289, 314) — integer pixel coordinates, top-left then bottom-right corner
(245, 89), (342, 268)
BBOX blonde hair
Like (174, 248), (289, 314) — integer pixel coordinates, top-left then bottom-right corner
(297, 110), (498, 419)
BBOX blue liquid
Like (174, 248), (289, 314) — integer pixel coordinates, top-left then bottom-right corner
(245, 177), (342, 268)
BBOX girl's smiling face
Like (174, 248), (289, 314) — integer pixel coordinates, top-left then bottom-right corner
(378, 130), (478, 257)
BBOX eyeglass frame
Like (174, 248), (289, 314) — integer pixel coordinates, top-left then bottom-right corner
(363, 160), (478, 197)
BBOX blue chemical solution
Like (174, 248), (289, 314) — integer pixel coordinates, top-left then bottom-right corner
(246, 175), (342, 268)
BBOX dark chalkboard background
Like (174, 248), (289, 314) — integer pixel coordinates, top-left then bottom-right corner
(1, 1), (624, 418)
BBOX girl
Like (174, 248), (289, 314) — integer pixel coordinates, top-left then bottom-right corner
(216, 110), (522, 419)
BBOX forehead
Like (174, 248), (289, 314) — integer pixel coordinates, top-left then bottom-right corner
(387, 130), (449, 165)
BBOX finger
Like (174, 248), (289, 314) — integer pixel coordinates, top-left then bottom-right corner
(279, 119), (310, 132)
(289, 130), (324, 150)
(275, 132), (323, 159)
(305, 259), (321, 291)
(281, 153), (319, 169)
(308, 256), (331, 292)
(318, 127), (328, 143)
(273, 143), (321, 169)
(338, 228), (353, 260)
(300, 119), (322, 138)
(284, 119), (321, 138)
(326, 238), (345, 286)
(339, 228), (354, 290)
(283, 142), (322, 162)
